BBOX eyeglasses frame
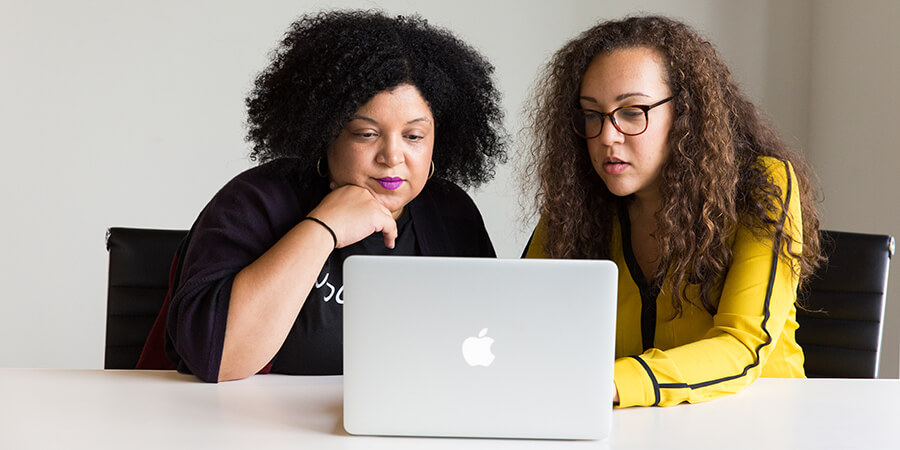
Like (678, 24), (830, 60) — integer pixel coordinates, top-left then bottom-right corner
(571, 96), (675, 138)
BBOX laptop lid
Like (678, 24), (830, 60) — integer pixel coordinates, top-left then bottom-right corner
(342, 256), (617, 440)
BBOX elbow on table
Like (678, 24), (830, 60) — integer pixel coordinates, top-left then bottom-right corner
(172, 347), (257, 383)
(216, 352), (268, 382)
(217, 367), (254, 382)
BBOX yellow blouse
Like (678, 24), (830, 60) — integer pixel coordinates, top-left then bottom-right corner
(525, 157), (805, 407)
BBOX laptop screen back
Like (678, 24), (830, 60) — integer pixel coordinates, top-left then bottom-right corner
(343, 256), (618, 440)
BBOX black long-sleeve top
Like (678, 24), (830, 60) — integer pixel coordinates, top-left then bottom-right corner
(163, 160), (496, 382)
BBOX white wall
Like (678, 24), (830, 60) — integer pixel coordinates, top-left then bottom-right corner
(807, 0), (900, 378)
(0, 0), (612, 369)
(7, 0), (891, 377)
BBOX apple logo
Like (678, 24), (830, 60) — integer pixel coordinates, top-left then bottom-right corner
(462, 328), (495, 367)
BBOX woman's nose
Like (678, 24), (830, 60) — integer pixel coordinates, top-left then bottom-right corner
(597, 115), (625, 146)
(376, 134), (405, 167)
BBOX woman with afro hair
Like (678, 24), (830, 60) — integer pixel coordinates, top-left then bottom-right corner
(137, 10), (506, 382)
(523, 16), (822, 407)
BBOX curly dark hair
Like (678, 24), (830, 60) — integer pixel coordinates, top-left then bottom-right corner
(246, 10), (507, 189)
(523, 15), (823, 317)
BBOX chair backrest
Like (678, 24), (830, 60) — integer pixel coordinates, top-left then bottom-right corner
(796, 230), (894, 378)
(105, 227), (188, 369)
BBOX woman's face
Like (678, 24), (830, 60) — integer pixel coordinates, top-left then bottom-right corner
(327, 84), (435, 218)
(579, 47), (674, 201)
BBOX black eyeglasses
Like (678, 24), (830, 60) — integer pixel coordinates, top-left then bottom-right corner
(571, 96), (674, 138)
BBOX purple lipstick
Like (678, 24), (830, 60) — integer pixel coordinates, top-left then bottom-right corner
(376, 177), (403, 191)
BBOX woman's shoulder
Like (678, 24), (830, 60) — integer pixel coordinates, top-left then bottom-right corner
(196, 159), (324, 232)
(213, 159), (322, 208)
(741, 156), (802, 234)
(753, 156), (796, 189)
(219, 159), (299, 193)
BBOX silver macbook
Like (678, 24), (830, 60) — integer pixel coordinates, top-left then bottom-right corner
(342, 256), (618, 440)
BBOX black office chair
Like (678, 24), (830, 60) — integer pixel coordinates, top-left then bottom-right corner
(105, 227), (188, 369)
(796, 230), (894, 378)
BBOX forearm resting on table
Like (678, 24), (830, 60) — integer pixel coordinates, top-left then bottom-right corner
(218, 220), (334, 381)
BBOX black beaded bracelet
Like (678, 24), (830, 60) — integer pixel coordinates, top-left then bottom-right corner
(303, 216), (337, 248)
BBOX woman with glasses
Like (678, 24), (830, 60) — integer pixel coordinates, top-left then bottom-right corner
(137, 10), (505, 382)
(522, 16), (822, 407)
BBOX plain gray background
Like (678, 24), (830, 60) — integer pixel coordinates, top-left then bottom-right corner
(2, 0), (899, 378)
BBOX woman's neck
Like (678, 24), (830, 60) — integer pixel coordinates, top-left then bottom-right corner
(627, 190), (662, 225)
(625, 189), (663, 282)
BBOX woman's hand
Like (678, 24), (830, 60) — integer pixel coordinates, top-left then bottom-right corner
(307, 184), (399, 249)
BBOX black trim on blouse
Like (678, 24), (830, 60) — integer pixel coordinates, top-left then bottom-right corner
(618, 204), (662, 352)
(644, 160), (793, 395)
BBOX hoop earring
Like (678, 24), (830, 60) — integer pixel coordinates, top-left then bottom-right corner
(428, 161), (435, 180)
(316, 157), (328, 178)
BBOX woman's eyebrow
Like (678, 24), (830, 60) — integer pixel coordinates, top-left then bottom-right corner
(348, 115), (378, 124)
(348, 115), (432, 125)
(616, 92), (651, 101)
(579, 92), (652, 104)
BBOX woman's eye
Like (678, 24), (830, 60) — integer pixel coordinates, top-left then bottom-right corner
(406, 134), (425, 141)
(620, 108), (644, 118)
(353, 132), (378, 138)
(583, 111), (603, 122)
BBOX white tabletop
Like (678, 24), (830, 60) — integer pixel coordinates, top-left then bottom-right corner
(1, 369), (897, 449)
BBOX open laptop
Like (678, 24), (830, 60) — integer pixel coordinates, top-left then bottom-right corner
(342, 256), (618, 440)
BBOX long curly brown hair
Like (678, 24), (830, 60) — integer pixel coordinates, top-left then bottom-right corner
(523, 15), (822, 317)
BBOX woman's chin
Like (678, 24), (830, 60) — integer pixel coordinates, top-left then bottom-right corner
(377, 187), (425, 218)
(375, 196), (408, 219)
(600, 181), (634, 198)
